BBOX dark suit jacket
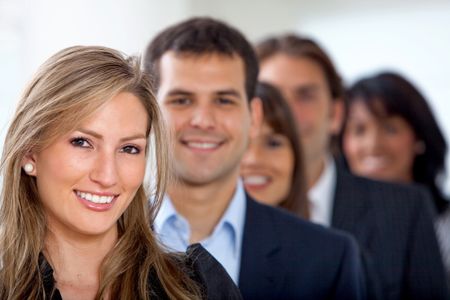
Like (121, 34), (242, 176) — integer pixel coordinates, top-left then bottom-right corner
(332, 163), (450, 300)
(238, 197), (366, 300)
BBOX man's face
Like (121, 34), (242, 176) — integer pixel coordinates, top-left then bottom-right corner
(259, 54), (342, 167)
(157, 52), (252, 186)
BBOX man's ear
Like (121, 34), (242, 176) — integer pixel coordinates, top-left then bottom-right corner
(249, 97), (264, 139)
(21, 152), (37, 177)
(330, 98), (345, 135)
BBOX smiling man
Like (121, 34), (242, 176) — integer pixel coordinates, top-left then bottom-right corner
(144, 17), (365, 300)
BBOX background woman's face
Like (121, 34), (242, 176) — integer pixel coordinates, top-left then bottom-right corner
(26, 92), (148, 239)
(343, 100), (418, 183)
(240, 122), (294, 205)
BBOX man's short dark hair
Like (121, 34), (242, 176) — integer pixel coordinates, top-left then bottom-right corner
(144, 17), (259, 100)
(255, 34), (343, 101)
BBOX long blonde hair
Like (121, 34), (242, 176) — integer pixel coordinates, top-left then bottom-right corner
(0, 46), (201, 299)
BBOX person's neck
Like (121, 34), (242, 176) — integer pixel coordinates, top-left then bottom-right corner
(168, 171), (239, 244)
(306, 155), (328, 190)
(44, 225), (118, 298)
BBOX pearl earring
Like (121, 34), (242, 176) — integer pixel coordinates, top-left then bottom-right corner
(23, 163), (34, 174)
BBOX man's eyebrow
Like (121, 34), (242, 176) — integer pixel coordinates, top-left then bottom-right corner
(166, 88), (243, 98)
(294, 84), (320, 94)
(166, 88), (194, 96)
(216, 89), (242, 98)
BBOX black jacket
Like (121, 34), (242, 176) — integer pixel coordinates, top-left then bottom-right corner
(238, 197), (366, 300)
(40, 244), (242, 299)
(332, 162), (450, 300)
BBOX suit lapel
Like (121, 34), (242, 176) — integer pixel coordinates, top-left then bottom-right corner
(332, 163), (374, 246)
(238, 196), (284, 298)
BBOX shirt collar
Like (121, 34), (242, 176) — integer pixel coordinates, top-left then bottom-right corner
(218, 179), (246, 256)
(308, 156), (337, 226)
(154, 180), (246, 256)
(153, 193), (178, 234)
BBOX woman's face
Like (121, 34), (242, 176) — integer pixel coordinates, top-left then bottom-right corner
(26, 92), (148, 239)
(343, 100), (418, 183)
(240, 122), (295, 205)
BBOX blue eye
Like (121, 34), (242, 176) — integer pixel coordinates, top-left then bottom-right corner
(70, 137), (91, 148)
(121, 145), (140, 154)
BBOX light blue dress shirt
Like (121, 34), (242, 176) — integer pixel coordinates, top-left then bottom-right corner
(154, 180), (247, 284)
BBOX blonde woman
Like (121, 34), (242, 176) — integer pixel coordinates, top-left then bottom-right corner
(0, 46), (241, 299)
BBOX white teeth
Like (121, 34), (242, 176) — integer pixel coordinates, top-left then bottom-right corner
(187, 142), (218, 149)
(363, 157), (388, 169)
(76, 191), (114, 204)
(244, 176), (269, 185)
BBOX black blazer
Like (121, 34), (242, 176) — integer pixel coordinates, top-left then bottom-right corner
(39, 244), (242, 300)
(332, 163), (450, 300)
(238, 197), (366, 300)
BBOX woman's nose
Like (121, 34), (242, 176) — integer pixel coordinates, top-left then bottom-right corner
(89, 151), (118, 188)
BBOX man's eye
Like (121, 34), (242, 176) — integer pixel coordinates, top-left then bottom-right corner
(217, 97), (234, 105)
(170, 98), (191, 105)
(121, 145), (140, 154)
(70, 137), (91, 148)
(295, 92), (315, 103)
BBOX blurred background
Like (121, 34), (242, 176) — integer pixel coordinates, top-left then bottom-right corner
(1, 0), (449, 193)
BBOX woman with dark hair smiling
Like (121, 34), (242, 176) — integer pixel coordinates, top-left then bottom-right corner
(341, 71), (450, 279)
(241, 82), (309, 219)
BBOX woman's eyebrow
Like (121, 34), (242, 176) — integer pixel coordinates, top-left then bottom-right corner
(76, 128), (147, 142)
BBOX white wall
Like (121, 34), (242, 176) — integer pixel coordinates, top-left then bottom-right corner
(22, 0), (190, 78)
(188, 0), (303, 41)
(0, 0), (25, 145)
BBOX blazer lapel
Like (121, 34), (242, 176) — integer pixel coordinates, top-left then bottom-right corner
(332, 164), (374, 247)
(238, 196), (284, 299)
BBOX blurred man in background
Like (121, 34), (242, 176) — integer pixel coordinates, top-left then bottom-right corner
(256, 34), (449, 300)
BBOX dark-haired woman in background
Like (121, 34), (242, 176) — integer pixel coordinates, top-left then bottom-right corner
(240, 82), (309, 219)
(341, 71), (450, 280)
